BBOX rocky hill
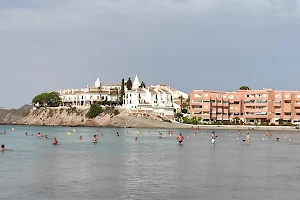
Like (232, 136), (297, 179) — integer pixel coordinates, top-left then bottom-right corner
(0, 106), (191, 129)
(0, 105), (33, 124)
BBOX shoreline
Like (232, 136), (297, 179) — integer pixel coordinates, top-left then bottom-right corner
(1, 122), (300, 131)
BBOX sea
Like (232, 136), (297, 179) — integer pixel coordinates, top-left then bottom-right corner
(0, 125), (300, 200)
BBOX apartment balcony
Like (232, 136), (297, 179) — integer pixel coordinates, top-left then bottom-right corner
(190, 101), (202, 105)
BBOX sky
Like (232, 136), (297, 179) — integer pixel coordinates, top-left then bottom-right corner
(0, 0), (299, 108)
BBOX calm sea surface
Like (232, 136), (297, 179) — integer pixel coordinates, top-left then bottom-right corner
(1, 125), (300, 200)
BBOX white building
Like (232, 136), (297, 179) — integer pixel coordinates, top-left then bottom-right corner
(123, 75), (176, 118)
(59, 78), (121, 107)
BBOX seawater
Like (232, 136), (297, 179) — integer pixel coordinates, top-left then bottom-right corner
(0, 125), (300, 200)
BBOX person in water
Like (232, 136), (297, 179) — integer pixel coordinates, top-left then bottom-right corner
(246, 132), (250, 145)
(159, 133), (163, 138)
(135, 137), (138, 141)
(52, 137), (58, 145)
(0, 144), (5, 151)
(117, 132), (119, 137)
(238, 130), (241, 137)
(79, 136), (82, 140)
(194, 133), (197, 136)
(211, 131), (216, 144)
(25, 132), (28, 136)
(177, 133), (184, 144)
(93, 135), (97, 143)
(45, 135), (48, 140)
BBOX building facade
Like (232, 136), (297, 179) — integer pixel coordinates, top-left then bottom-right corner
(123, 75), (178, 118)
(190, 89), (300, 124)
(59, 78), (121, 107)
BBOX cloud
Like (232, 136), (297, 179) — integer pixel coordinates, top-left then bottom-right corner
(0, 0), (299, 108)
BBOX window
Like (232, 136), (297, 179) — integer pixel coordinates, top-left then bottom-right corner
(263, 94), (267, 97)
(275, 94), (281, 98)
(194, 94), (202, 97)
(223, 95), (227, 98)
(297, 95), (300, 98)
(217, 94), (222, 98)
(285, 100), (291, 104)
(234, 101), (240, 104)
(223, 101), (229, 104)
(284, 112), (291, 115)
(228, 95), (233, 99)
(204, 94), (208, 97)
(275, 113), (281, 116)
(256, 100), (267, 103)
(193, 105), (202, 109)
(274, 100), (281, 104)
(217, 100), (221, 103)
(285, 94), (290, 98)
(202, 100), (210, 103)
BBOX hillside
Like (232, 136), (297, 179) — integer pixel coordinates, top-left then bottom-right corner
(0, 106), (192, 128)
(0, 105), (33, 124)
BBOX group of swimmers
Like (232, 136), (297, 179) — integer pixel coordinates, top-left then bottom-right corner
(1, 129), (278, 151)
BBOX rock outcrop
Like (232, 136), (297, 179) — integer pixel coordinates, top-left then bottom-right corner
(1, 106), (191, 128)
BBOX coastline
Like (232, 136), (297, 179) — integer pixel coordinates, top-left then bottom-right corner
(1, 122), (300, 131)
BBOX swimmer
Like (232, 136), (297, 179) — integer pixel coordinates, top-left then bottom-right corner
(194, 133), (197, 136)
(37, 133), (43, 138)
(93, 135), (97, 143)
(117, 132), (119, 137)
(135, 137), (138, 141)
(31, 134), (33, 136)
(276, 138), (280, 141)
(159, 133), (163, 138)
(45, 135), (48, 140)
(246, 132), (250, 145)
(52, 137), (58, 145)
(0, 144), (5, 151)
(79, 136), (82, 140)
(177, 133), (184, 144)
(25, 132), (28, 136)
(211, 131), (216, 144)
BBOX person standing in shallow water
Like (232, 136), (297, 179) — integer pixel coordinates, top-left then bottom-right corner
(211, 131), (216, 145)
(177, 133), (184, 144)
(1, 144), (5, 151)
(246, 132), (250, 145)
(52, 137), (58, 145)
(93, 135), (97, 143)
(117, 132), (119, 137)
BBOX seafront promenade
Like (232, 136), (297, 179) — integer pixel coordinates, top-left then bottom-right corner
(189, 124), (300, 131)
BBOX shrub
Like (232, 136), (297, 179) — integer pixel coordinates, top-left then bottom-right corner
(183, 116), (199, 125)
(86, 104), (103, 118)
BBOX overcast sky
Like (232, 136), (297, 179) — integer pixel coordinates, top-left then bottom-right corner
(0, 0), (299, 108)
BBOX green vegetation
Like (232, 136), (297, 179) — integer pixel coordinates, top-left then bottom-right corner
(32, 92), (61, 107)
(183, 116), (200, 125)
(86, 104), (103, 118)
(139, 81), (146, 88)
(239, 86), (250, 90)
(120, 78), (125, 104)
(126, 78), (132, 90)
(86, 104), (120, 118)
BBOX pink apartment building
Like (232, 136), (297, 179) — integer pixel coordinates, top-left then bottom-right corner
(189, 89), (300, 124)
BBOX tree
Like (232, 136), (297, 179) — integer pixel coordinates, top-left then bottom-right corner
(32, 92), (61, 107)
(179, 95), (183, 112)
(126, 78), (132, 90)
(119, 78), (125, 104)
(86, 104), (103, 118)
(239, 86), (250, 90)
(139, 81), (146, 88)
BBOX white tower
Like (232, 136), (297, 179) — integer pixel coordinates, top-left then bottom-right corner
(95, 77), (101, 88)
(132, 75), (140, 90)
